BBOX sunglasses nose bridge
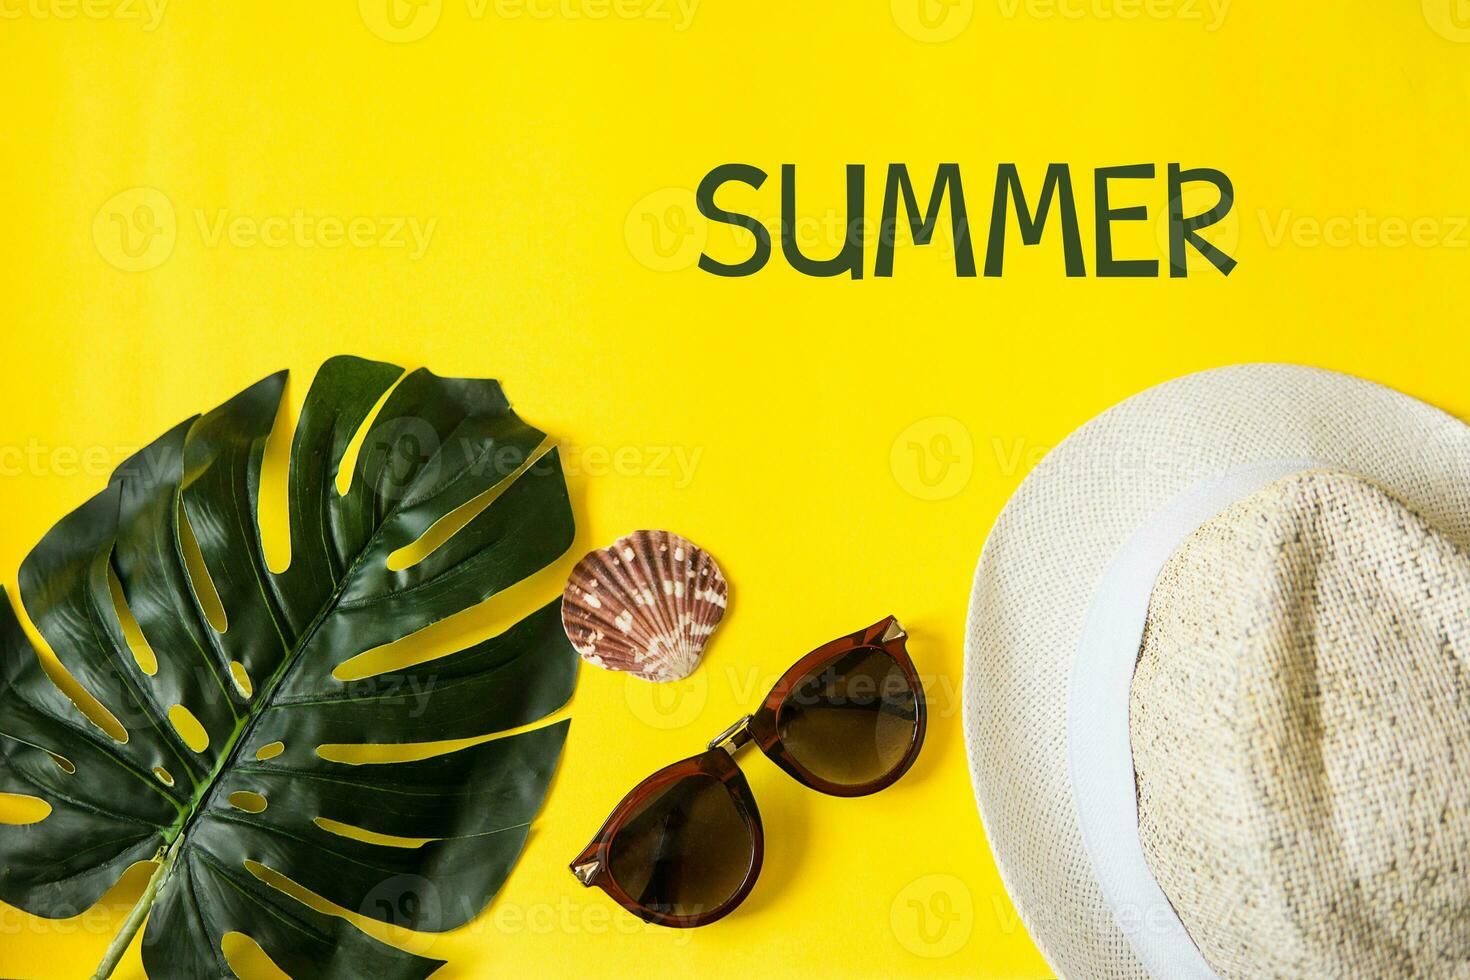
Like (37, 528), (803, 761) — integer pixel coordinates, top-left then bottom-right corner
(707, 714), (754, 755)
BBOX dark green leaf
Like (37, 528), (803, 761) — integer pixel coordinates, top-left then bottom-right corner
(0, 356), (578, 979)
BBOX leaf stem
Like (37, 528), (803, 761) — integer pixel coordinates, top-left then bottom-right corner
(91, 841), (178, 980)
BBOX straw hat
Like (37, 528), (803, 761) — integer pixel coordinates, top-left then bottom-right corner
(964, 364), (1470, 979)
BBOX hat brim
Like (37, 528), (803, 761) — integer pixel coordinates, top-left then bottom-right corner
(963, 364), (1470, 980)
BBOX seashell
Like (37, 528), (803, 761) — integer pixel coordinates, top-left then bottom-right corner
(562, 530), (728, 683)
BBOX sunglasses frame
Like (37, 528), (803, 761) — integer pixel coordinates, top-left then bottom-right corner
(569, 616), (926, 928)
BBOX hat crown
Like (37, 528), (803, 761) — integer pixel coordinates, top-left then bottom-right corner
(1132, 469), (1470, 978)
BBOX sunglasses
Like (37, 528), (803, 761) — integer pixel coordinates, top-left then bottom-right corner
(569, 616), (926, 927)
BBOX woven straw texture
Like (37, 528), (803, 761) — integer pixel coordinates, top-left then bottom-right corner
(1133, 470), (1470, 979)
(965, 365), (1470, 980)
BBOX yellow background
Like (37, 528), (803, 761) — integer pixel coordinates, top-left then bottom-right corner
(2, 1), (1469, 977)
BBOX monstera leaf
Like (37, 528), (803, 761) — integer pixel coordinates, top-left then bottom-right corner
(0, 356), (579, 979)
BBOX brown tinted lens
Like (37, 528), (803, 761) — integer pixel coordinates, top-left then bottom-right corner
(777, 647), (918, 786)
(607, 773), (754, 918)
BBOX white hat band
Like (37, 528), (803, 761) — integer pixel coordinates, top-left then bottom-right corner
(1067, 458), (1323, 980)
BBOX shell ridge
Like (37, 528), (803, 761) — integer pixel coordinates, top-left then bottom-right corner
(560, 530), (728, 682)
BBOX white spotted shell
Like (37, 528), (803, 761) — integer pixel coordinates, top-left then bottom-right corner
(561, 530), (728, 683)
